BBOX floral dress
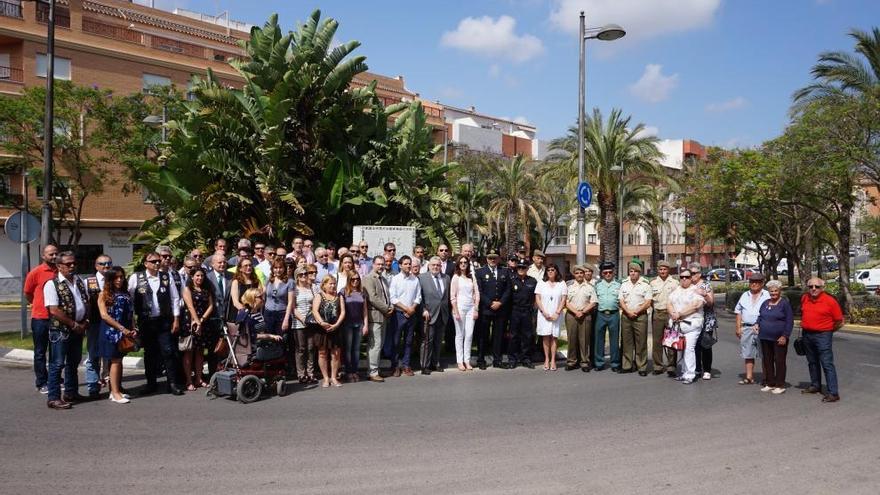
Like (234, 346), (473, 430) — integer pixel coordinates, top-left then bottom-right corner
(98, 292), (133, 359)
(184, 288), (216, 348)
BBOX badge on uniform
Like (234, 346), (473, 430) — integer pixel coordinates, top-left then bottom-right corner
(513, 284), (519, 291)
(159, 286), (167, 294)
(485, 274), (490, 280)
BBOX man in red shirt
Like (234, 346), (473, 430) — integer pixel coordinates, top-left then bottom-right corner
(23, 244), (59, 394)
(800, 277), (844, 403)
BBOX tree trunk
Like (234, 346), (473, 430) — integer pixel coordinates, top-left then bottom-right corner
(650, 222), (661, 272)
(504, 207), (516, 257)
(837, 215), (853, 315)
(598, 192), (618, 264)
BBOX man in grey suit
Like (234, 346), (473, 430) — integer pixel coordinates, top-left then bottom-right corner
(362, 256), (393, 382)
(419, 256), (451, 375)
(205, 254), (232, 374)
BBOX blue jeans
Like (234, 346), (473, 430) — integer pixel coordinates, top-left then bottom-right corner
(803, 331), (838, 396)
(46, 329), (83, 401)
(594, 311), (621, 369)
(342, 322), (363, 374)
(31, 318), (50, 388)
(387, 311), (415, 369)
(84, 322), (102, 394)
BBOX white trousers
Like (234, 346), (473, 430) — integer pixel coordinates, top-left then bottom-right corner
(676, 319), (702, 380)
(454, 304), (476, 365)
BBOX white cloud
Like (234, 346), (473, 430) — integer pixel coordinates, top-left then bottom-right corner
(705, 96), (747, 112)
(548, 0), (721, 42)
(441, 15), (544, 63)
(634, 125), (659, 138)
(628, 64), (679, 103)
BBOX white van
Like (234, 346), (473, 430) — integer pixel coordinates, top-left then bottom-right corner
(854, 269), (880, 290)
(777, 258), (788, 275)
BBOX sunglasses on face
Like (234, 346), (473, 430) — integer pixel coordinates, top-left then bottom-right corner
(385, 248), (396, 252)
(602, 270), (613, 275)
(146, 259), (160, 264)
(61, 262), (76, 267)
(255, 246), (265, 251)
(547, 268), (557, 272)
(267, 253), (276, 257)
(160, 254), (172, 259)
(808, 285), (823, 289)
(192, 254), (203, 259)
(679, 274), (691, 279)
(97, 261), (112, 266)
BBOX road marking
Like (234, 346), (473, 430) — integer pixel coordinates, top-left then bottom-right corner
(858, 363), (880, 368)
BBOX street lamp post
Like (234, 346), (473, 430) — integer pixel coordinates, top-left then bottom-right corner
(40, 0), (57, 247)
(458, 176), (472, 245)
(576, 12), (625, 265)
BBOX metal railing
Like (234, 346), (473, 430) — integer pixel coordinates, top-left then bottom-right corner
(36, 3), (71, 28)
(0, 0), (22, 19)
(0, 65), (24, 83)
(82, 18), (143, 44)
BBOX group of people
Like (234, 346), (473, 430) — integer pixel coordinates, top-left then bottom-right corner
(22, 236), (845, 409)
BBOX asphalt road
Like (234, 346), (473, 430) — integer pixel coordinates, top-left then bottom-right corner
(1, 313), (879, 494)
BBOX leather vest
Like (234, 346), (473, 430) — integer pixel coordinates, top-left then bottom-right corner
(134, 271), (172, 319)
(50, 277), (89, 332)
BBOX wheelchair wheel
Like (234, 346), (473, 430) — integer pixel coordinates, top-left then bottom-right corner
(236, 375), (262, 403)
(206, 373), (219, 399)
(276, 379), (288, 397)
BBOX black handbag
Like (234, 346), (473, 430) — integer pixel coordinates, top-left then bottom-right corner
(699, 315), (718, 349)
(793, 327), (806, 356)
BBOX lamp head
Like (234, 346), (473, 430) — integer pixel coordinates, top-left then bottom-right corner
(596, 24), (626, 41)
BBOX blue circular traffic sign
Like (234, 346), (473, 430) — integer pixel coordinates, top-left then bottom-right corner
(577, 181), (592, 209)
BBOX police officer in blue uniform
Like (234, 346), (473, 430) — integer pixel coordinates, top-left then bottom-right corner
(474, 249), (511, 369)
(507, 259), (538, 369)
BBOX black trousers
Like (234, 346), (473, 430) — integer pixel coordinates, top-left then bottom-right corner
(695, 335), (713, 374)
(140, 316), (180, 389)
(476, 312), (507, 364)
(420, 315), (447, 370)
(507, 309), (534, 364)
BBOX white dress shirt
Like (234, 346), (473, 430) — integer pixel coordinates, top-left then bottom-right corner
(127, 271), (181, 317)
(389, 272), (422, 308)
(43, 273), (87, 321)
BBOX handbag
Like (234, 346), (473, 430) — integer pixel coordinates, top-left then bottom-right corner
(699, 327), (718, 349)
(178, 334), (194, 352)
(793, 327), (806, 356)
(117, 334), (139, 353)
(662, 321), (684, 350)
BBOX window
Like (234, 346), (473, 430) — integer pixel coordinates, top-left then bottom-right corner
(142, 73), (171, 93)
(1, 1), (23, 19)
(35, 177), (70, 201)
(36, 54), (71, 80)
(588, 234), (597, 245)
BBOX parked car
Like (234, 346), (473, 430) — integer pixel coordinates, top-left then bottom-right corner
(853, 269), (880, 290)
(706, 268), (742, 282)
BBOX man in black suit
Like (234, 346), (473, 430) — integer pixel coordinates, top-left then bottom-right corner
(437, 244), (455, 277)
(418, 256), (451, 374)
(206, 254), (232, 374)
(474, 248), (511, 369)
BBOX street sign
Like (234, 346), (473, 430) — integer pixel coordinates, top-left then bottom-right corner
(577, 181), (592, 209)
(4, 211), (40, 244)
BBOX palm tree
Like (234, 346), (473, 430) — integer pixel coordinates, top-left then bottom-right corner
(548, 108), (663, 265)
(793, 27), (880, 105)
(622, 180), (677, 271)
(486, 154), (544, 256)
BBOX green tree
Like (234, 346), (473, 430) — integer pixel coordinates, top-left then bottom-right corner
(548, 108), (663, 264)
(0, 81), (135, 247)
(486, 155), (543, 256)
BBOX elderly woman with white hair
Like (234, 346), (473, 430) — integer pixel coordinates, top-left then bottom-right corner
(667, 268), (705, 384)
(755, 280), (794, 394)
(689, 262), (717, 380)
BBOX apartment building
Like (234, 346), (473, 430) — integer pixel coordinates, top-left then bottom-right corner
(0, 0), (251, 297)
(439, 104), (548, 160)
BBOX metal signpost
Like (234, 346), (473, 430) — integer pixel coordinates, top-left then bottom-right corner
(5, 210), (41, 338)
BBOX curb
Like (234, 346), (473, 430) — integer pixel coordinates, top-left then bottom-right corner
(0, 347), (144, 369)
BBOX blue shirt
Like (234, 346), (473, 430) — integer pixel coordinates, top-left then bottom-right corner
(735, 289), (770, 325)
(757, 297), (794, 341)
(595, 279), (621, 311)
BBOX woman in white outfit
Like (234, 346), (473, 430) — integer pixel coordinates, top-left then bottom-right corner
(450, 255), (480, 371)
(535, 264), (567, 371)
(667, 268), (705, 384)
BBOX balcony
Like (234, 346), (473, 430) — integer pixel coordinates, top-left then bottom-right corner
(150, 35), (206, 59)
(36, 3), (71, 29)
(0, 0), (22, 19)
(82, 18), (143, 44)
(0, 64), (23, 83)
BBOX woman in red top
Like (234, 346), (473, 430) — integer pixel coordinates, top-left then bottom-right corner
(799, 278), (844, 403)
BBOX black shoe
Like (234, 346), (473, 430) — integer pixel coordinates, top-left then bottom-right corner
(593, 365), (604, 372)
(610, 367), (620, 373)
(565, 364), (578, 371)
(62, 393), (86, 403)
(507, 362), (518, 370)
(88, 390), (101, 399)
(581, 366), (591, 373)
(433, 366), (445, 373)
(802, 386), (821, 394)
(620, 368), (634, 374)
(492, 363), (505, 369)
(638, 371), (648, 377)
(667, 370), (677, 377)
(523, 362), (535, 369)
(421, 369), (431, 376)
(168, 385), (185, 396)
(477, 362), (487, 370)
(652, 370), (665, 375)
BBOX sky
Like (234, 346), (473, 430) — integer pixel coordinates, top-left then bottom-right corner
(148, 0), (878, 148)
